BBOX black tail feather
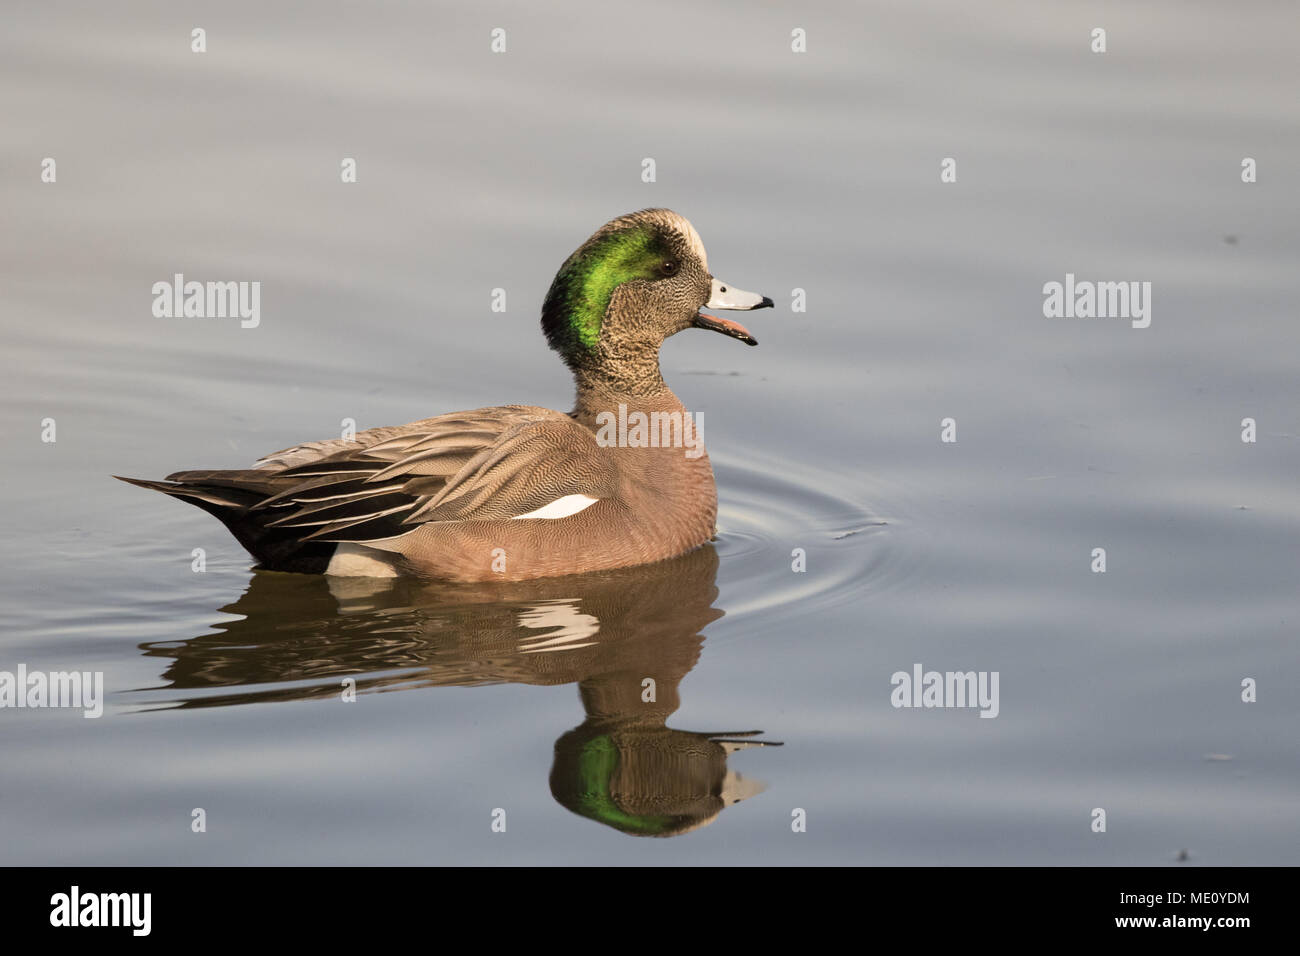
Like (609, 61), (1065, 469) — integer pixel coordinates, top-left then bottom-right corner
(115, 475), (336, 573)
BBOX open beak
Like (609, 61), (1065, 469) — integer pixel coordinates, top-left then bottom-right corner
(693, 278), (774, 346)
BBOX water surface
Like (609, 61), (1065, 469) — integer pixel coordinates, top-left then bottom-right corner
(2, 0), (1297, 864)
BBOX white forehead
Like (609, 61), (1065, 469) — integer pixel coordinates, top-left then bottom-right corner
(680, 217), (708, 269)
(640, 209), (707, 267)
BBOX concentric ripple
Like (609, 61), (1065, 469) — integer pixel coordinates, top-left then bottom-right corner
(709, 449), (924, 622)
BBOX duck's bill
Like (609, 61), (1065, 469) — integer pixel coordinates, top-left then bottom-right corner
(696, 279), (774, 346)
(694, 312), (760, 346)
(707, 278), (774, 312)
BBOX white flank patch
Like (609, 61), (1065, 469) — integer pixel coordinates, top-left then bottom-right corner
(325, 543), (401, 577)
(510, 494), (599, 520)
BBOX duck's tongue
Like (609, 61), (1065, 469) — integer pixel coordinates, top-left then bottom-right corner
(693, 312), (758, 346)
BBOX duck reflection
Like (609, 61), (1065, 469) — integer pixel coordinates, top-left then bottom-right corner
(139, 544), (779, 836)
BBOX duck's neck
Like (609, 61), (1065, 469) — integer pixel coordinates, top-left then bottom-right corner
(568, 346), (671, 426)
(571, 378), (680, 430)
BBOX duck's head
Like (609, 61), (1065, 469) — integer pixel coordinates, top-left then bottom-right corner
(541, 209), (772, 384)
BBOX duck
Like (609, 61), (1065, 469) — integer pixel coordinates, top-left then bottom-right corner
(117, 208), (773, 582)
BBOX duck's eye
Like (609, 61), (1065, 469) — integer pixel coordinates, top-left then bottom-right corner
(660, 260), (679, 277)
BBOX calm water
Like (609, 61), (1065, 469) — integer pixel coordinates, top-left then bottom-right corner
(2, 1), (1297, 864)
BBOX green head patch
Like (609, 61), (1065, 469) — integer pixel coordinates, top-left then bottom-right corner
(572, 734), (677, 836)
(541, 225), (676, 357)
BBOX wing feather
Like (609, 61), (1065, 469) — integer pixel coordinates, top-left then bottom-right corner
(233, 406), (615, 544)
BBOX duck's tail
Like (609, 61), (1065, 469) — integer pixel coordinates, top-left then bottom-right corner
(114, 473), (337, 573)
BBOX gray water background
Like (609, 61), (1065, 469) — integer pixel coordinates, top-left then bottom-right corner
(1, 0), (1297, 863)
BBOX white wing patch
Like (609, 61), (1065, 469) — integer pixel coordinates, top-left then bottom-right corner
(517, 601), (600, 653)
(510, 494), (600, 520)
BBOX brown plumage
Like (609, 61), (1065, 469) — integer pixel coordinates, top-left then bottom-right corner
(117, 210), (773, 581)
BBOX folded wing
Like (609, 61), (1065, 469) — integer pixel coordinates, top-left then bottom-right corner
(240, 406), (619, 543)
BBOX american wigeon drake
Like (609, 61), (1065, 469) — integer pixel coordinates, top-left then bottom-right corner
(118, 208), (772, 581)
